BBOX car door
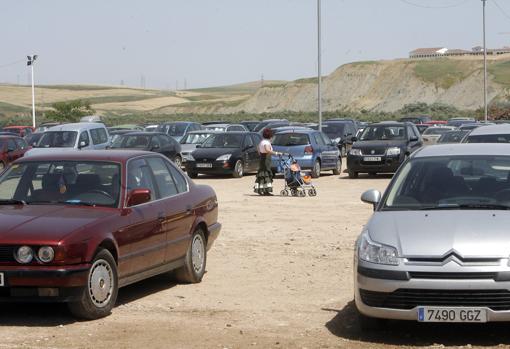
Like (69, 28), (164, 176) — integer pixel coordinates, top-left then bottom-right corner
(146, 156), (193, 261)
(320, 132), (339, 169)
(123, 157), (166, 275)
(78, 131), (91, 150)
(6, 138), (22, 163)
(242, 134), (257, 171)
(313, 132), (331, 168)
(407, 125), (422, 153)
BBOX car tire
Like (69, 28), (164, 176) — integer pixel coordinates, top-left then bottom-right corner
(173, 155), (182, 168)
(341, 145), (346, 158)
(0, 162), (4, 172)
(358, 312), (386, 331)
(369, 172), (377, 177)
(188, 171), (198, 179)
(232, 160), (244, 178)
(174, 228), (207, 284)
(311, 160), (321, 178)
(332, 158), (342, 175)
(68, 249), (118, 320)
(348, 169), (358, 179)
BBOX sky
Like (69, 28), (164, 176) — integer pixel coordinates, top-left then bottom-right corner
(1, 0), (510, 89)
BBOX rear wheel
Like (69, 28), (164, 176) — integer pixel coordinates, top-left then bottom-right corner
(311, 160), (321, 178)
(232, 160), (244, 178)
(332, 158), (342, 175)
(174, 228), (207, 283)
(187, 170), (198, 179)
(348, 169), (358, 179)
(68, 249), (118, 320)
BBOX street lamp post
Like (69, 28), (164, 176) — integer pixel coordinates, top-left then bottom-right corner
(482, 0), (488, 122)
(317, 0), (322, 131)
(27, 55), (38, 128)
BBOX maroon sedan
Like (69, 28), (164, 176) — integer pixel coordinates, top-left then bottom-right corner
(0, 135), (29, 170)
(0, 150), (221, 319)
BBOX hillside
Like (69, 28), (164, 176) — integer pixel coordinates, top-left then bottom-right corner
(2, 56), (510, 119)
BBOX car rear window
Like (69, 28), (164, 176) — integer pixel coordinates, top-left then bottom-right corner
(272, 133), (310, 146)
(467, 134), (510, 143)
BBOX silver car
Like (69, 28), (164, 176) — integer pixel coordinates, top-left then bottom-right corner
(354, 143), (510, 328)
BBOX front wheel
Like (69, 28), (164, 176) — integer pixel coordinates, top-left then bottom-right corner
(174, 228), (207, 283)
(232, 160), (244, 178)
(187, 169), (198, 178)
(348, 169), (358, 179)
(311, 160), (321, 178)
(68, 249), (118, 320)
(332, 158), (342, 175)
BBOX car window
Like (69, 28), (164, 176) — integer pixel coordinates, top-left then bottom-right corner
(158, 135), (170, 146)
(314, 133), (326, 146)
(146, 157), (178, 198)
(7, 139), (16, 151)
(127, 158), (157, 201)
(320, 133), (332, 145)
(150, 136), (161, 149)
(243, 135), (254, 148)
(79, 131), (90, 147)
(90, 128), (108, 145)
(166, 162), (188, 193)
(272, 133), (309, 146)
(229, 126), (245, 132)
(14, 138), (28, 150)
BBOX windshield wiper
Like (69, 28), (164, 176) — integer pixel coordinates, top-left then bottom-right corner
(0, 199), (26, 205)
(62, 200), (97, 207)
(420, 203), (510, 210)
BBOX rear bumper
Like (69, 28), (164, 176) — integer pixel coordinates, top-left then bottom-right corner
(0, 264), (90, 302)
(207, 222), (221, 251)
(271, 156), (315, 172)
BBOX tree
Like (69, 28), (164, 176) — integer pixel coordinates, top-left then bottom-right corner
(45, 100), (96, 123)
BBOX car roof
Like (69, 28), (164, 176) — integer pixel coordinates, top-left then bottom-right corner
(47, 122), (106, 132)
(17, 150), (154, 163)
(413, 143), (510, 158)
(187, 130), (222, 134)
(117, 131), (164, 136)
(370, 121), (408, 126)
(274, 129), (316, 134)
(0, 134), (21, 139)
(467, 124), (510, 136)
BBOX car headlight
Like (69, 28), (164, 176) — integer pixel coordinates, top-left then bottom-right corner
(216, 154), (232, 161)
(15, 246), (34, 264)
(358, 232), (399, 265)
(386, 147), (401, 156)
(349, 148), (362, 156)
(38, 246), (55, 263)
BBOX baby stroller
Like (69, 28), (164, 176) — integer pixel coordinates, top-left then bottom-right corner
(277, 154), (317, 197)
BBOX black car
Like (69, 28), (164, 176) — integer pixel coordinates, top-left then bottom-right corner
(399, 115), (432, 124)
(240, 121), (260, 132)
(347, 122), (422, 178)
(322, 121), (357, 157)
(185, 132), (262, 178)
(109, 132), (182, 167)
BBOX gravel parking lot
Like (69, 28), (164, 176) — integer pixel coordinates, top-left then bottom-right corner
(1, 169), (510, 349)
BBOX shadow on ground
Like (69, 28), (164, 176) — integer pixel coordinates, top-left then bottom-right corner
(325, 301), (510, 346)
(0, 273), (177, 327)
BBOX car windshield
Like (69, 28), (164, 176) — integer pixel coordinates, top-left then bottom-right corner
(272, 133), (310, 146)
(322, 124), (346, 138)
(201, 134), (243, 148)
(423, 128), (452, 135)
(111, 135), (150, 149)
(38, 131), (78, 148)
(383, 155), (510, 211)
(181, 133), (213, 144)
(360, 125), (406, 141)
(0, 161), (121, 207)
(437, 131), (468, 143)
(157, 123), (187, 137)
(467, 134), (510, 143)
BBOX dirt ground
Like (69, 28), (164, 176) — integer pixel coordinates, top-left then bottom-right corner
(1, 169), (510, 349)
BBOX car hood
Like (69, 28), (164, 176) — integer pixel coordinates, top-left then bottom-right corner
(192, 147), (240, 160)
(181, 144), (198, 153)
(25, 147), (77, 157)
(367, 211), (510, 258)
(0, 205), (117, 244)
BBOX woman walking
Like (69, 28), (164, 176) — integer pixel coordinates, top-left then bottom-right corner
(254, 128), (280, 196)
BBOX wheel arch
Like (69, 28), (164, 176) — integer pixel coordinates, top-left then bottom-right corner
(94, 238), (119, 265)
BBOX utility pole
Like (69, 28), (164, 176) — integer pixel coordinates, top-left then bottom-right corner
(482, 0), (488, 122)
(317, 0), (323, 131)
(261, 73), (264, 87)
(27, 55), (38, 128)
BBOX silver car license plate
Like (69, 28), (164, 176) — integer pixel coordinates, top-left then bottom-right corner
(363, 156), (381, 162)
(196, 163), (212, 168)
(418, 307), (487, 323)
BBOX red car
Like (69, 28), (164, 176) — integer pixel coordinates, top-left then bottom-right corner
(0, 150), (221, 319)
(2, 126), (34, 137)
(0, 135), (30, 170)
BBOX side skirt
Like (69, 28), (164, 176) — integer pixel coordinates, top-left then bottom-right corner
(118, 258), (185, 288)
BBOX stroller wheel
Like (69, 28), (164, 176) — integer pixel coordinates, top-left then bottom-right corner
(280, 189), (289, 196)
(299, 190), (306, 197)
(291, 189), (298, 197)
(308, 189), (317, 197)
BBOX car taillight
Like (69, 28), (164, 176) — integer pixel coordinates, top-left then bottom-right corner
(304, 145), (313, 154)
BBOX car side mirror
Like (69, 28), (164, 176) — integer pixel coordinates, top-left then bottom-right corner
(78, 141), (88, 149)
(126, 188), (151, 207)
(361, 189), (381, 210)
(151, 144), (160, 151)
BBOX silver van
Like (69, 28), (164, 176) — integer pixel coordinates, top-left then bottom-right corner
(26, 123), (110, 156)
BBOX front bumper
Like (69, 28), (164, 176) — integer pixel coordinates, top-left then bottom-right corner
(186, 160), (234, 175)
(347, 154), (403, 173)
(354, 261), (510, 322)
(0, 264), (89, 302)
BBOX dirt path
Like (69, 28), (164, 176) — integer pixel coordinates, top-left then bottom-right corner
(1, 170), (509, 349)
